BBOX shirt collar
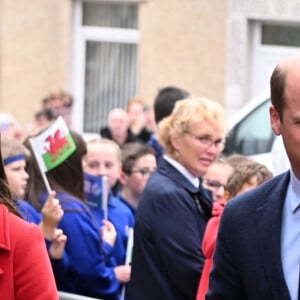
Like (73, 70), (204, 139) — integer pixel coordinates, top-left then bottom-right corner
(163, 155), (200, 188)
(289, 169), (300, 212)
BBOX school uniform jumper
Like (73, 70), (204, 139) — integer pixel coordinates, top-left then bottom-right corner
(89, 192), (135, 265)
(39, 192), (120, 300)
(15, 198), (42, 224)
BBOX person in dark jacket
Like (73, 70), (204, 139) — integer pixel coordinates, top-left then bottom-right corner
(127, 96), (226, 300)
(146, 86), (190, 162)
(206, 54), (300, 300)
(127, 98), (152, 143)
(100, 108), (137, 146)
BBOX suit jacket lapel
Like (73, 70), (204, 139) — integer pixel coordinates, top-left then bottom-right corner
(258, 172), (291, 300)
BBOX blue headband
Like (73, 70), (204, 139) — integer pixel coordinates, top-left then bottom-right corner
(3, 154), (25, 166)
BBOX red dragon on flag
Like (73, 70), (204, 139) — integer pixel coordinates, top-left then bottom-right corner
(44, 128), (71, 163)
(29, 116), (76, 173)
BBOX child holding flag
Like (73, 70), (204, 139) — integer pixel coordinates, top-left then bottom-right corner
(0, 141), (58, 299)
(25, 122), (130, 300)
(1, 137), (66, 259)
(82, 138), (135, 266)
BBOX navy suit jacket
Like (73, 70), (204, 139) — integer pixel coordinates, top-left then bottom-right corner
(127, 159), (212, 300)
(207, 171), (292, 300)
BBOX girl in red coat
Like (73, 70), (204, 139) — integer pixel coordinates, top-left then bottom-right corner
(0, 141), (58, 300)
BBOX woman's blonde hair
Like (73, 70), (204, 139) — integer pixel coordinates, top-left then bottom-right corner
(157, 96), (226, 155)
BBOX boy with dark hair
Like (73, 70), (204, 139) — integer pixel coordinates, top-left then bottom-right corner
(147, 86), (190, 161)
(119, 142), (156, 216)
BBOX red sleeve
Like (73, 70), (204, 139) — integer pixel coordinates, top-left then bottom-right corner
(201, 216), (221, 259)
(201, 202), (225, 259)
(12, 215), (58, 300)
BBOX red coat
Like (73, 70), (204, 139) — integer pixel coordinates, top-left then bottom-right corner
(0, 204), (58, 300)
(196, 201), (225, 300)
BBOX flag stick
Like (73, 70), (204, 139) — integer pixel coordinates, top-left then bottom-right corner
(41, 170), (52, 194)
(120, 227), (134, 300)
(102, 176), (108, 220)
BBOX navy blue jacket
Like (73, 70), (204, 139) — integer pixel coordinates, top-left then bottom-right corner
(146, 133), (164, 162)
(207, 172), (292, 300)
(127, 158), (212, 300)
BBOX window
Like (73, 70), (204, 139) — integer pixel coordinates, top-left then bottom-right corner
(224, 98), (275, 156)
(262, 24), (300, 47)
(82, 2), (138, 28)
(71, 1), (139, 133)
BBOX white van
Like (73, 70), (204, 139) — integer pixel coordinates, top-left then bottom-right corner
(223, 92), (289, 174)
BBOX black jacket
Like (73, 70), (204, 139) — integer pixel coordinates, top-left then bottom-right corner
(100, 127), (137, 145)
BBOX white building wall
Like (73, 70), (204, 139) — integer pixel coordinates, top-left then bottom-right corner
(226, 0), (300, 115)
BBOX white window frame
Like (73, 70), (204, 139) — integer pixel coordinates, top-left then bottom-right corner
(70, 0), (140, 133)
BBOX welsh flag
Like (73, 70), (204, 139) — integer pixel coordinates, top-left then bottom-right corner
(29, 116), (76, 173)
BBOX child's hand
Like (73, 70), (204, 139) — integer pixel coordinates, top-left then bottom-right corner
(39, 191), (63, 239)
(48, 228), (67, 260)
(42, 191), (63, 227)
(114, 265), (131, 283)
(101, 219), (117, 247)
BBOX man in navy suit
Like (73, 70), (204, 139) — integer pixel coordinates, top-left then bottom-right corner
(207, 54), (300, 300)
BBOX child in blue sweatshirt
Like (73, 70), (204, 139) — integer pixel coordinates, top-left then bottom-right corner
(83, 138), (135, 266)
(25, 130), (129, 300)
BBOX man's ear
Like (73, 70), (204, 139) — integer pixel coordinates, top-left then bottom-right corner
(270, 105), (282, 136)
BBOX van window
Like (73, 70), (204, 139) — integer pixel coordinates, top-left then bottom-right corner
(224, 98), (275, 156)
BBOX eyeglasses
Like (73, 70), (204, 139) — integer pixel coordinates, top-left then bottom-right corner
(184, 131), (225, 151)
(202, 178), (225, 190)
(129, 167), (156, 177)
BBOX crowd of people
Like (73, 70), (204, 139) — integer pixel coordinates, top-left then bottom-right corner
(1, 53), (299, 300)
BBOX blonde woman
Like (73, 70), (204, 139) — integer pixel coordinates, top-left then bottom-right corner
(128, 96), (226, 300)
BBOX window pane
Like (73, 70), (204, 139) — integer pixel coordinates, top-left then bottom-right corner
(234, 99), (275, 155)
(84, 41), (137, 132)
(83, 2), (138, 29)
(262, 24), (300, 47)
